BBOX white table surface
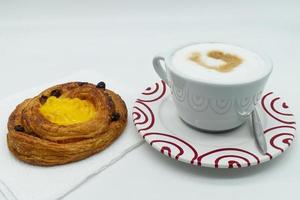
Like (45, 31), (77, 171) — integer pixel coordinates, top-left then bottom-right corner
(1, 0), (300, 199)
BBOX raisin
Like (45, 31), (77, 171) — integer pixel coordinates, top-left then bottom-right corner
(96, 81), (106, 89)
(111, 112), (120, 121)
(39, 95), (48, 104)
(50, 89), (62, 98)
(14, 125), (25, 132)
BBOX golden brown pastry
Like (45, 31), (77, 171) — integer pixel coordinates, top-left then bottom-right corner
(7, 82), (127, 166)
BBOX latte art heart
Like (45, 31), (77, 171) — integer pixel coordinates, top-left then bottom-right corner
(189, 51), (243, 73)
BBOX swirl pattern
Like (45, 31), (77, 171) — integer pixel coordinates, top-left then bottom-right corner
(261, 92), (295, 124)
(235, 91), (262, 116)
(253, 91), (262, 105)
(133, 101), (155, 132)
(143, 132), (198, 164)
(197, 148), (260, 168)
(172, 84), (186, 102)
(137, 80), (166, 102)
(172, 86), (264, 115)
(133, 82), (296, 168)
(209, 99), (232, 115)
(264, 126), (296, 153)
(187, 92), (209, 112)
(239, 96), (252, 109)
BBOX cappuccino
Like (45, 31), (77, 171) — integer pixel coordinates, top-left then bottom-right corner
(171, 43), (270, 84)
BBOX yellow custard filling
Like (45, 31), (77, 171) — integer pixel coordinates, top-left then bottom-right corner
(39, 96), (96, 125)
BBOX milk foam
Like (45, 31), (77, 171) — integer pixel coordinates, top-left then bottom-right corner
(171, 43), (270, 84)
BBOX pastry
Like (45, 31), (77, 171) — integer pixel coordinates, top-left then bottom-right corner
(7, 82), (127, 166)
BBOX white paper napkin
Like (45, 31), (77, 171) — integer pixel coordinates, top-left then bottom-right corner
(0, 70), (143, 200)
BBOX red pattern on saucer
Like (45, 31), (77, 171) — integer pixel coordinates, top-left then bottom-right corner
(133, 81), (296, 168)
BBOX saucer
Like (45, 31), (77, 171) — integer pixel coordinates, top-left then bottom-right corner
(132, 81), (296, 168)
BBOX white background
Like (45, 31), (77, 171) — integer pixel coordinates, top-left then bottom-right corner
(0, 0), (299, 199)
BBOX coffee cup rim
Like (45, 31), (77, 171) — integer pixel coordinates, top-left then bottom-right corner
(164, 42), (273, 86)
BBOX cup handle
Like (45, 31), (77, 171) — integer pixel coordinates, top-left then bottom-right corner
(153, 55), (169, 85)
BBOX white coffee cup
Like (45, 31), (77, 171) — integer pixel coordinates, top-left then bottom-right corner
(153, 42), (273, 131)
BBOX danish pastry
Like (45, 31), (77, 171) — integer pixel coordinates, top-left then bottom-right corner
(7, 82), (127, 166)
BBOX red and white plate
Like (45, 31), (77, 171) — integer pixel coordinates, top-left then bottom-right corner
(132, 81), (296, 168)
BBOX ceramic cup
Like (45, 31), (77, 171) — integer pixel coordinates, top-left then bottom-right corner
(152, 42), (273, 131)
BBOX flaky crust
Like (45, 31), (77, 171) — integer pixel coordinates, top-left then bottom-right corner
(7, 82), (127, 166)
